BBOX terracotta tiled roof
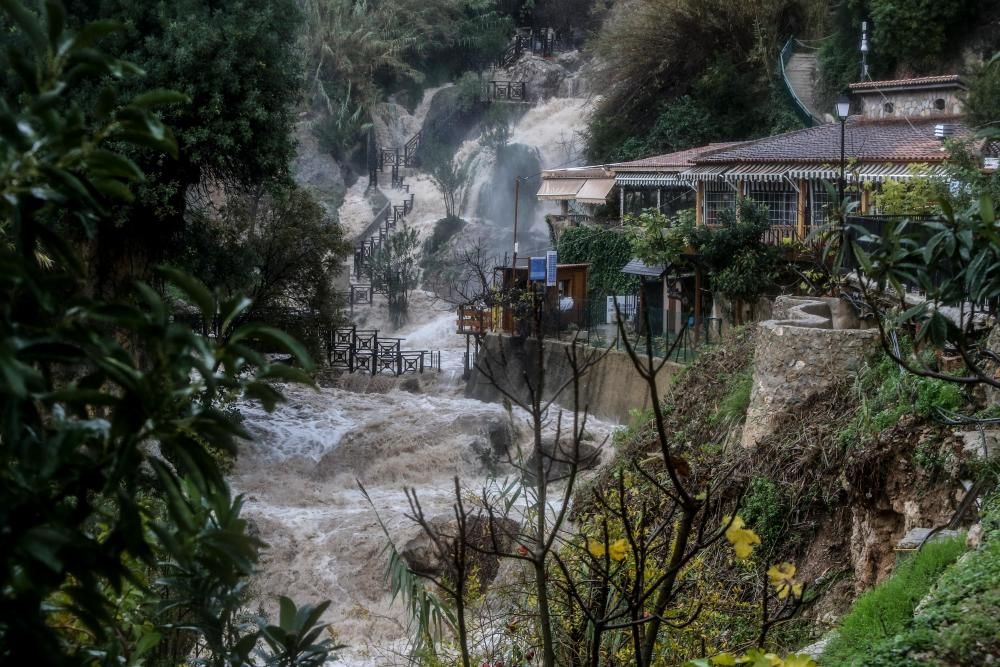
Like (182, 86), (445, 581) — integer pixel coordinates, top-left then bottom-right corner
(695, 117), (966, 165)
(541, 166), (614, 179)
(611, 142), (746, 171)
(849, 75), (963, 91)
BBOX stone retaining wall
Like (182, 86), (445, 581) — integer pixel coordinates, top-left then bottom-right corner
(466, 334), (682, 424)
(741, 296), (880, 447)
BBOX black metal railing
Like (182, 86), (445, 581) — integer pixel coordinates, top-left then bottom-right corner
(327, 325), (440, 375)
(487, 80), (528, 102)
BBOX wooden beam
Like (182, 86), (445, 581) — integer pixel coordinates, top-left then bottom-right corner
(696, 181), (705, 226)
(796, 178), (808, 240)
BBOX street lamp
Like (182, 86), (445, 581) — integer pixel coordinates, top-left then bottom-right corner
(835, 94), (851, 269)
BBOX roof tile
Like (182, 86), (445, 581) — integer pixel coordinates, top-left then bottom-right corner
(695, 117), (966, 165)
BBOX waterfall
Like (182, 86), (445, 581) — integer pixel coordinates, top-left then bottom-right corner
(239, 55), (605, 665)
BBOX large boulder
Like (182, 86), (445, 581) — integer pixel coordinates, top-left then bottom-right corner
(400, 514), (520, 586)
(524, 436), (602, 484)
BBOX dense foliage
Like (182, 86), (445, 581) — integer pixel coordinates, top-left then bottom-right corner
(818, 0), (989, 106)
(822, 536), (969, 665)
(557, 225), (638, 300)
(5, 0), (306, 294)
(0, 4), (333, 664)
(180, 184), (349, 332)
(303, 0), (513, 158)
(585, 0), (819, 161)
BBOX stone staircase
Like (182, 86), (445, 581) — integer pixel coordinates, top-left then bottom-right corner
(779, 38), (825, 126)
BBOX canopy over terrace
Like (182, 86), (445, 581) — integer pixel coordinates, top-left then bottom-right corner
(535, 143), (747, 220)
(536, 165), (614, 204)
(680, 115), (974, 234)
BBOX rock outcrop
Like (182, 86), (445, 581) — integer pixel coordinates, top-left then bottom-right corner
(742, 296), (880, 448)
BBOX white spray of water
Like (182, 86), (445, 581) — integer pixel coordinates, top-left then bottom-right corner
(233, 378), (616, 666)
(236, 60), (609, 667)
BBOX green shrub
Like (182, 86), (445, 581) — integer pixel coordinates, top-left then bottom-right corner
(822, 535), (967, 666)
(710, 368), (752, 426)
(838, 351), (964, 448)
(864, 530), (1000, 665)
(425, 215), (466, 255)
(740, 476), (786, 551)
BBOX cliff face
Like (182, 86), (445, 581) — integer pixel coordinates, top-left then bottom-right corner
(592, 312), (984, 644)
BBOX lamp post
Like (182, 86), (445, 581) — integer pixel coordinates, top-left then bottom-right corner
(835, 94), (851, 269)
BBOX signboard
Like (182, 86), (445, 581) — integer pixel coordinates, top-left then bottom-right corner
(606, 296), (638, 324)
(545, 250), (557, 287)
(529, 257), (546, 281)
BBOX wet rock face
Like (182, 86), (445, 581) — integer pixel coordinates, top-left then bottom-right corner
(524, 436), (601, 484)
(400, 514), (520, 586)
(291, 118), (346, 218)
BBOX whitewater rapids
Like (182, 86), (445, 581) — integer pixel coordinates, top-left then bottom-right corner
(231, 311), (615, 665)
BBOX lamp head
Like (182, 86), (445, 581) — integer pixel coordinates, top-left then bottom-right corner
(835, 95), (851, 121)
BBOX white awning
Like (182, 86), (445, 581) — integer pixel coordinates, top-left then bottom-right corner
(616, 173), (686, 187)
(536, 178), (586, 200)
(786, 165), (841, 180)
(576, 178), (617, 204)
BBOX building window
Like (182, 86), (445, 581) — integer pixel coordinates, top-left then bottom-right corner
(883, 102), (894, 114)
(810, 181), (860, 227)
(934, 98), (946, 110)
(703, 181), (735, 225)
(747, 183), (798, 228)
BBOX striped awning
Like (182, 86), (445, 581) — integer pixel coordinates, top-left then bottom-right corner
(855, 163), (950, 180)
(536, 178), (586, 200)
(576, 178), (617, 204)
(786, 165), (841, 180)
(721, 163), (792, 182)
(679, 165), (730, 180)
(616, 173), (686, 187)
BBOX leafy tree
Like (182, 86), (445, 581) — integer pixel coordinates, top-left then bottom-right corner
(422, 140), (470, 218)
(370, 225), (422, 328)
(182, 185), (350, 326)
(0, 4), (333, 663)
(691, 199), (780, 322)
(586, 0), (820, 161)
(965, 53), (1000, 130)
(848, 193), (1000, 390)
(627, 207), (696, 268)
(40, 0), (304, 294)
(868, 0), (975, 73)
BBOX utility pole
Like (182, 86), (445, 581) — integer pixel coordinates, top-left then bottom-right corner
(511, 176), (521, 271)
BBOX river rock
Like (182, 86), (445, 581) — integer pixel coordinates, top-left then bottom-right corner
(400, 514), (520, 586)
(524, 437), (601, 484)
(507, 54), (570, 101)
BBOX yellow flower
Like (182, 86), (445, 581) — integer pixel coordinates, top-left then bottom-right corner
(609, 538), (628, 561)
(781, 655), (817, 667)
(723, 515), (761, 560)
(767, 562), (804, 600)
(587, 539), (606, 558)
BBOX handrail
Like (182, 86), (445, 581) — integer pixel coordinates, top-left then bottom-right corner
(779, 36), (819, 128)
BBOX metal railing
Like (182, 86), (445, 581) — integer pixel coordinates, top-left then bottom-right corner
(487, 80), (528, 102)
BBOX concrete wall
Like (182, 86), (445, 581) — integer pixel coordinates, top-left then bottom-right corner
(466, 334), (683, 424)
(741, 296), (880, 447)
(858, 88), (963, 120)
